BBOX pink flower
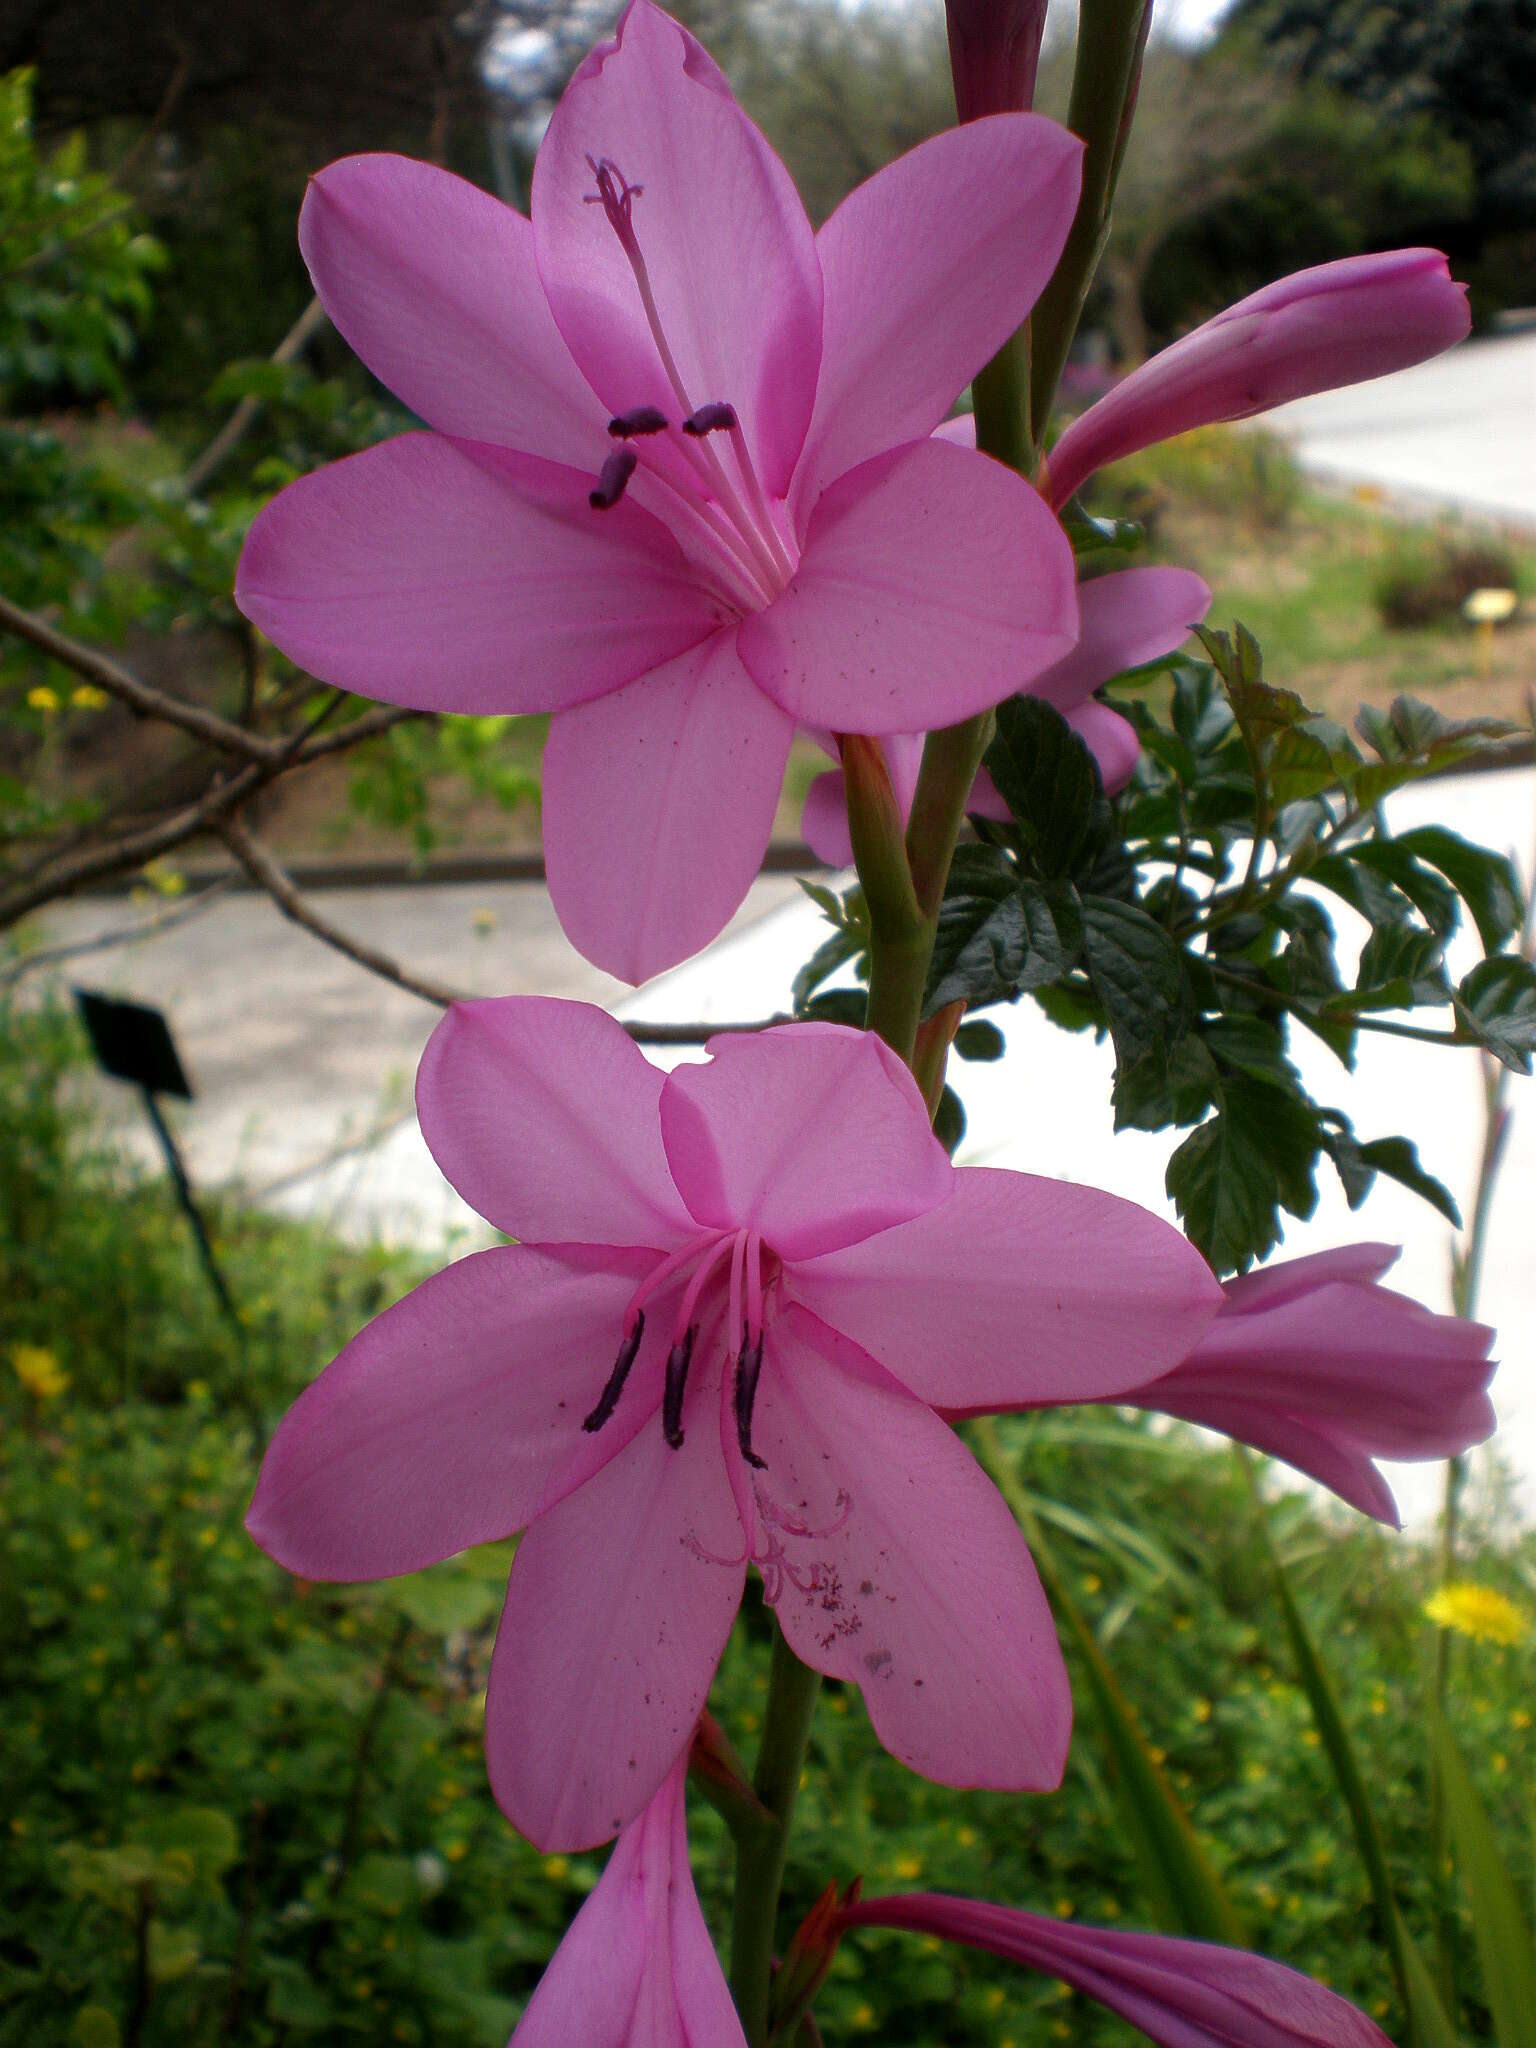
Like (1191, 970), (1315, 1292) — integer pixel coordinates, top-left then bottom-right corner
(1112, 1243), (1497, 1526)
(509, 1757), (743, 2048)
(841, 1891), (1392, 2046)
(800, 565), (1209, 865)
(1046, 250), (1471, 507)
(234, 0), (1088, 984)
(247, 1000), (1220, 1848)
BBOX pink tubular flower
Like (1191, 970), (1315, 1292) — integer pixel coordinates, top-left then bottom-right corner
(1110, 1243), (1497, 1526)
(945, 0), (1049, 120)
(800, 565), (1209, 865)
(233, 0), (1088, 985)
(1045, 250), (1471, 508)
(247, 1000), (1220, 1849)
(509, 1757), (743, 2048)
(841, 1892), (1392, 2047)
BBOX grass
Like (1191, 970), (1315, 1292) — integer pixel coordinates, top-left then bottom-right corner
(3, 998), (1534, 2044)
(1092, 427), (1536, 729)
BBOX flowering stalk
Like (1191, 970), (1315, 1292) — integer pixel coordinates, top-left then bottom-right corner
(1029, 0), (1153, 428)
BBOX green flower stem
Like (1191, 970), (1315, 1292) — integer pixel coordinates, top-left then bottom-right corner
(729, 1624), (823, 2045)
(1029, 0), (1151, 436)
(842, 732), (932, 1064)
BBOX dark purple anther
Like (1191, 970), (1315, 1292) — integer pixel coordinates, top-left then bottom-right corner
(662, 1326), (697, 1449)
(733, 1332), (767, 1470)
(608, 406), (669, 438)
(589, 447), (638, 510)
(583, 1313), (644, 1433)
(682, 402), (738, 438)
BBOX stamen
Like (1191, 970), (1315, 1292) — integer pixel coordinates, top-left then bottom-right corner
(733, 1332), (767, 1470)
(583, 1312), (645, 1433)
(608, 406), (669, 438)
(683, 402), (738, 437)
(663, 1327), (696, 1449)
(589, 447), (637, 510)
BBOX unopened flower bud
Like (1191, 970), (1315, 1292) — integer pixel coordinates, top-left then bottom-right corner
(945, 0), (1049, 119)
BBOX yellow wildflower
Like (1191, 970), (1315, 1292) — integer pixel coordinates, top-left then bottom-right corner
(12, 1343), (68, 1400)
(70, 684), (109, 709)
(27, 685), (59, 711)
(1423, 1583), (1528, 1647)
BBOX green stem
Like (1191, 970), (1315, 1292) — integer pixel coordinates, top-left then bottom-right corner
(729, 1626), (822, 2045)
(1029, 0), (1152, 436)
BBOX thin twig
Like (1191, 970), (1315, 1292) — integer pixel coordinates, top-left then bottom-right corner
(0, 591), (275, 760)
(0, 876), (231, 991)
(216, 816), (466, 1006)
(184, 296), (329, 498)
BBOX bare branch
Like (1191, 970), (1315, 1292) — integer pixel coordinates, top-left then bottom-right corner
(215, 815), (466, 1008)
(0, 877), (232, 992)
(0, 590), (275, 759)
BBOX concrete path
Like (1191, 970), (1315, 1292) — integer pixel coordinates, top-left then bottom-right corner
(23, 767), (1535, 1535)
(1265, 332), (1536, 531)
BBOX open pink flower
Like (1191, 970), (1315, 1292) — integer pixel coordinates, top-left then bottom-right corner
(247, 1000), (1220, 1849)
(1111, 1243), (1497, 1525)
(800, 565), (1209, 864)
(510, 1757), (742, 2048)
(841, 1891), (1392, 2046)
(234, 0), (1087, 984)
(1045, 250), (1471, 507)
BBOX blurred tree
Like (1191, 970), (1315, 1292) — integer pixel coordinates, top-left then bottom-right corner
(1227, 0), (1536, 311)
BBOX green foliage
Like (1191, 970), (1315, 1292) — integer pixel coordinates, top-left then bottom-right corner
(795, 618), (1526, 1274)
(6, 998), (1533, 2044)
(0, 70), (164, 407)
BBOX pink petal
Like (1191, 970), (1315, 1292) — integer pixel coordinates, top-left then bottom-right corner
(789, 1166), (1221, 1410)
(246, 1244), (653, 1580)
(1124, 1260), (1496, 1522)
(1025, 566), (1211, 713)
(299, 155), (608, 469)
(487, 1374), (745, 1849)
(531, 0), (821, 499)
(658, 1024), (952, 1261)
(1066, 699), (1141, 793)
(843, 1895), (1393, 2048)
(752, 1306), (1070, 1791)
(543, 628), (794, 984)
(416, 997), (695, 1249)
(792, 114), (1082, 518)
(741, 437), (1077, 733)
(1218, 1242), (1400, 1312)
(1048, 249), (1471, 506)
(236, 433), (723, 712)
(510, 1759), (746, 2047)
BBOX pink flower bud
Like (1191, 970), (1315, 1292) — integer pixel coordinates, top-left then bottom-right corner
(841, 1891), (1393, 2046)
(1048, 250), (1471, 506)
(1119, 1244), (1496, 1525)
(946, 0), (1049, 119)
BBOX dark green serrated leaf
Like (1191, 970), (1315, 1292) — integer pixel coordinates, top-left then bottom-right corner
(1320, 1126), (1375, 1208)
(1308, 850), (1415, 932)
(925, 872), (1077, 1015)
(1113, 1033), (1220, 1133)
(933, 1084), (966, 1156)
(1455, 954), (1536, 1073)
(800, 988), (867, 1029)
(1032, 975), (1102, 1035)
(792, 926), (865, 1015)
(1166, 1074), (1321, 1274)
(1346, 924), (1450, 1011)
(1356, 1136), (1461, 1227)
(1393, 825), (1524, 953)
(984, 695), (1107, 878)
(953, 1019), (1006, 1061)
(1348, 841), (1459, 938)
(1080, 896), (1193, 1078)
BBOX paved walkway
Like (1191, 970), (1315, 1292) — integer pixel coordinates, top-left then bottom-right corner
(24, 768), (1534, 1534)
(1266, 332), (1536, 530)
